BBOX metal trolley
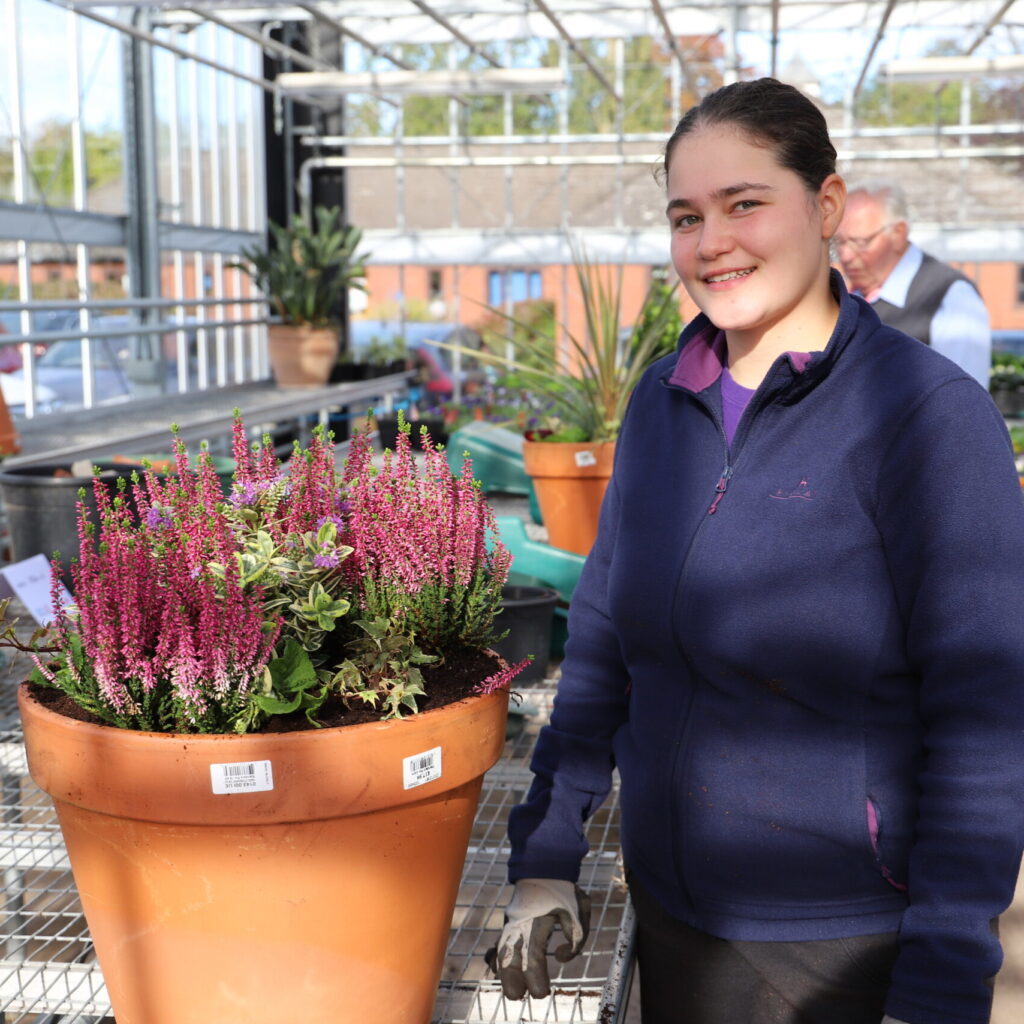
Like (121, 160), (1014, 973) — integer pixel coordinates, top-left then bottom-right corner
(0, 673), (636, 1024)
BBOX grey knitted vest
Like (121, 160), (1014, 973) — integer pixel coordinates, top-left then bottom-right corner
(872, 251), (979, 346)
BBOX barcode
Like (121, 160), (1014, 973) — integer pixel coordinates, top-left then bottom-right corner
(403, 746), (442, 790)
(210, 759), (274, 795)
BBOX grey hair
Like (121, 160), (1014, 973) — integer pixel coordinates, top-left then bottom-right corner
(845, 179), (910, 223)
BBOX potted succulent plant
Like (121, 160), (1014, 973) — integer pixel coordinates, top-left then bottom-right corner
(3, 415), (524, 1024)
(437, 252), (682, 555)
(235, 205), (369, 387)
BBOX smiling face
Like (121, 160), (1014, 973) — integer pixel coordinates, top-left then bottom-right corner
(666, 124), (845, 360)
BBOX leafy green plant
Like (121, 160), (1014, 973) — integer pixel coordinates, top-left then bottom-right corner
(435, 248), (681, 443)
(990, 352), (1024, 389)
(233, 205), (369, 328)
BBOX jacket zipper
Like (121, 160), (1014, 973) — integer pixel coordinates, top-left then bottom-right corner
(664, 372), (776, 906)
(708, 463), (733, 514)
(666, 403), (732, 909)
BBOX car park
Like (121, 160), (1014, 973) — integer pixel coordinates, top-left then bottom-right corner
(5, 327), (134, 412)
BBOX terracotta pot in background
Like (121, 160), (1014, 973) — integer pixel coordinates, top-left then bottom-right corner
(267, 324), (339, 387)
(522, 439), (615, 556)
(19, 683), (509, 1024)
(0, 386), (19, 455)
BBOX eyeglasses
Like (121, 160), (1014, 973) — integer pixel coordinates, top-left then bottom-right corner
(833, 225), (892, 253)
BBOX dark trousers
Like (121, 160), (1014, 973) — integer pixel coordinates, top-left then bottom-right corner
(629, 876), (899, 1024)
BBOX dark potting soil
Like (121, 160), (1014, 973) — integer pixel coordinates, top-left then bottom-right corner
(26, 646), (501, 734)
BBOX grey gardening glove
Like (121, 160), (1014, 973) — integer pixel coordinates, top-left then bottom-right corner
(486, 878), (591, 1000)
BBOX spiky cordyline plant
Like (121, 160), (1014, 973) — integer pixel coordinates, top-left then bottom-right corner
(434, 245), (682, 443)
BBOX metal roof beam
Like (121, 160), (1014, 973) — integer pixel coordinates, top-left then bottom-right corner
(295, 3), (415, 71)
(649, 0), (700, 98)
(963, 0), (1018, 53)
(293, 1), (471, 107)
(852, 0), (898, 101)
(187, 5), (337, 72)
(531, 0), (621, 103)
(407, 0), (503, 68)
(55, 2), (281, 95)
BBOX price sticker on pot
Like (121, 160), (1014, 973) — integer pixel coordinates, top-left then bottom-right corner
(403, 746), (442, 790)
(210, 759), (274, 795)
(574, 450), (597, 468)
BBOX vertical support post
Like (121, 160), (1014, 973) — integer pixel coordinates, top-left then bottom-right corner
(123, 7), (163, 389)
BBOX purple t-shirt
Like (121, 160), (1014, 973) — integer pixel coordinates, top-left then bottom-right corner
(721, 366), (755, 447)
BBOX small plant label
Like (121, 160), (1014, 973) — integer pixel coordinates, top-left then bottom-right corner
(210, 759), (274, 795)
(0, 553), (74, 625)
(574, 450), (597, 468)
(403, 746), (442, 789)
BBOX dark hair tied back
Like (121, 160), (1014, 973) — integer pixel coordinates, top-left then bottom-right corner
(662, 77), (836, 194)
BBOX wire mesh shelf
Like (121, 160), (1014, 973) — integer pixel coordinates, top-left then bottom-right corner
(0, 672), (634, 1024)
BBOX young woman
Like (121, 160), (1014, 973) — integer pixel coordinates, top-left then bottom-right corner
(491, 78), (1024, 1024)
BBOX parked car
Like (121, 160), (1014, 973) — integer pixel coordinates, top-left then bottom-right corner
(7, 333), (133, 411)
(347, 320), (489, 398)
(0, 371), (60, 416)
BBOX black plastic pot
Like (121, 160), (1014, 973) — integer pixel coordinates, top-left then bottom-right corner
(0, 463), (140, 583)
(493, 584), (560, 684)
(376, 414), (449, 451)
(329, 362), (372, 383)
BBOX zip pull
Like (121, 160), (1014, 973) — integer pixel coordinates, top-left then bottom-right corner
(708, 464), (733, 515)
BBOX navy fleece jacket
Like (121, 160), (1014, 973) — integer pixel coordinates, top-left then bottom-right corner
(508, 274), (1024, 1024)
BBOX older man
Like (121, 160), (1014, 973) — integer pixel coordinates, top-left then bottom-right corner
(836, 180), (991, 387)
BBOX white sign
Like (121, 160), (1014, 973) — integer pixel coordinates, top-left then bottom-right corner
(0, 554), (73, 625)
(210, 760), (274, 795)
(574, 450), (597, 468)
(403, 746), (442, 790)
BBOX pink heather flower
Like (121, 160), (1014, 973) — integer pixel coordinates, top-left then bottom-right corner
(473, 657), (530, 696)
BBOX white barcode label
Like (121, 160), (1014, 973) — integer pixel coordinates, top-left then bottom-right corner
(210, 760), (274, 795)
(403, 746), (442, 790)
(574, 450), (597, 468)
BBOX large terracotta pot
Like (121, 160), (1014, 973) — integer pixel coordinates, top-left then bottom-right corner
(267, 324), (339, 387)
(522, 439), (615, 556)
(19, 683), (509, 1024)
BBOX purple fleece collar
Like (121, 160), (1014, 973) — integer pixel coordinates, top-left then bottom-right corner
(667, 325), (814, 392)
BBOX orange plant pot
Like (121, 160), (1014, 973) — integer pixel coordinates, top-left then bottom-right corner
(0, 385), (19, 455)
(267, 324), (339, 387)
(19, 683), (509, 1024)
(522, 439), (616, 556)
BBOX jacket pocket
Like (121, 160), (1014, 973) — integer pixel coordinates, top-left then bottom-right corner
(866, 796), (908, 892)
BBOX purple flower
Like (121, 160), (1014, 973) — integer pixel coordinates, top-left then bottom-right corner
(314, 553), (340, 569)
(146, 504), (174, 529)
(230, 482), (258, 506)
(316, 514), (346, 532)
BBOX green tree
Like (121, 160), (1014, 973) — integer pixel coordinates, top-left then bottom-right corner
(0, 120), (122, 207)
(855, 40), (965, 126)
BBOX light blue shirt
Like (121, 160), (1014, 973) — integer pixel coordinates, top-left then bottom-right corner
(873, 243), (991, 388)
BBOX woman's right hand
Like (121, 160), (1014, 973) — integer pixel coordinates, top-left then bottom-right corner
(485, 878), (591, 999)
